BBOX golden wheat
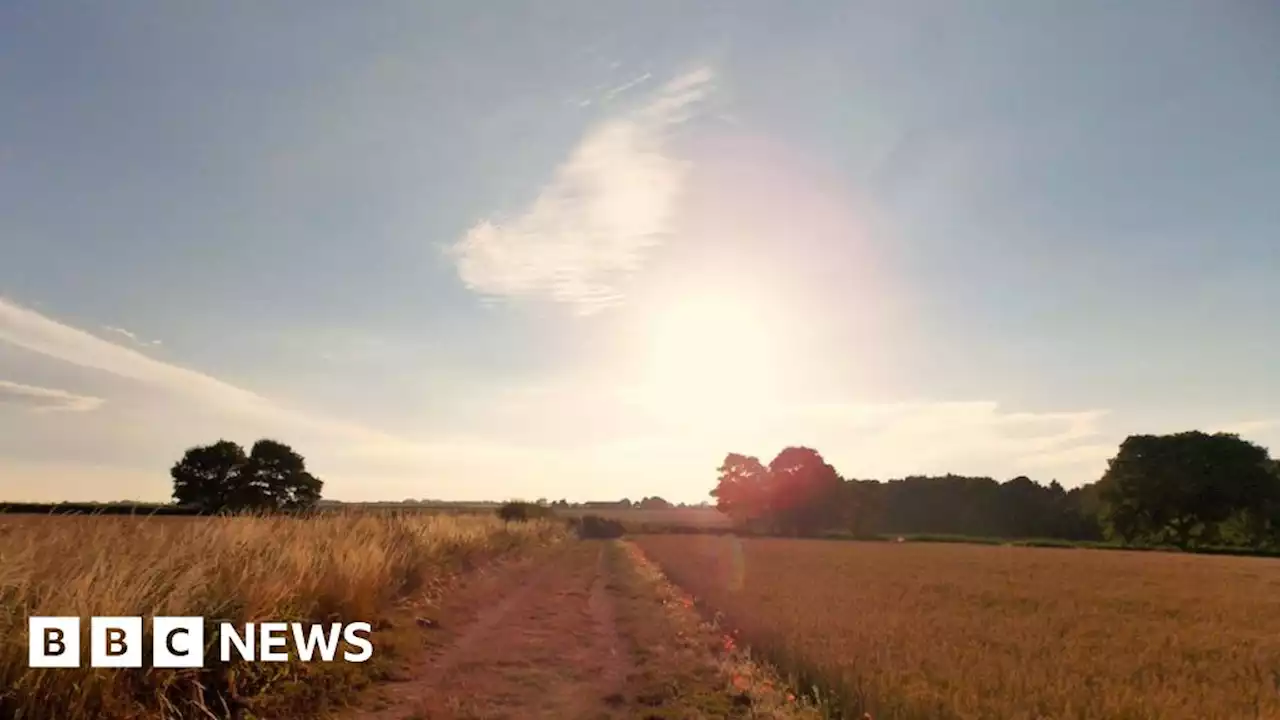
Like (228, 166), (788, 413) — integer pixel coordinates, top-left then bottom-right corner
(637, 535), (1280, 720)
(0, 512), (565, 719)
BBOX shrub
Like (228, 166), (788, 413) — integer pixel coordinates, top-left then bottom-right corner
(497, 500), (554, 523)
(573, 514), (626, 539)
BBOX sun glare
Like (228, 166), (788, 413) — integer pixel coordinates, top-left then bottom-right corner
(635, 292), (780, 421)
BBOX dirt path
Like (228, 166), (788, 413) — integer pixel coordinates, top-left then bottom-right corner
(338, 540), (819, 720)
(344, 542), (627, 719)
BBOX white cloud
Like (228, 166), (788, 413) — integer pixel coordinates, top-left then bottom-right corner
(450, 66), (715, 314)
(103, 325), (138, 341)
(603, 72), (652, 101)
(0, 297), (437, 457)
(452, 378), (1119, 488)
(0, 298), (269, 414)
(743, 400), (1114, 482)
(1016, 443), (1117, 471)
(0, 296), (1131, 500)
(0, 380), (104, 413)
(0, 296), (577, 499)
(102, 324), (162, 348)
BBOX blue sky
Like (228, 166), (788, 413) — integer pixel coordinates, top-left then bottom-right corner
(2, 1), (1278, 503)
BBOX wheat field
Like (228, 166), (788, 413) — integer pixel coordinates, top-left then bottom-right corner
(636, 535), (1280, 720)
(0, 512), (565, 720)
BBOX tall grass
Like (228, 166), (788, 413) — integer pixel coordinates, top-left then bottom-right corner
(0, 512), (565, 719)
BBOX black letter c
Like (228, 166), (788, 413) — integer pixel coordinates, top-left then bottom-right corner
(165, 628), (190, 656)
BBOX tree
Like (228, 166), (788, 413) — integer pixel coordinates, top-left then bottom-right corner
(841, 479), (881, 536)
(242, 439), (323, 511)
(171, 438), (323, 513)
(171, 440), (246, 513)
(767, 447), (843, 535)
(710, 453), (771, 522)
(637, 496), (673, 510)
(1099, 431), (1277, 548)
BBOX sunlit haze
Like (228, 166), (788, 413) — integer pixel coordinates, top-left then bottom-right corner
(2, 1), (1278, 503)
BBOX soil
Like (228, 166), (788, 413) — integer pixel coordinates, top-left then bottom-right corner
(335, 540), (815, 720)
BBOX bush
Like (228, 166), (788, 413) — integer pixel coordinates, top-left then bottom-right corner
(497, 501), (554, 523)
(573, 514), (626, 539)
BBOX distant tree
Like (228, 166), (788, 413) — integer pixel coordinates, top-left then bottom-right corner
(497, 500), (552, 522)
(767, 447), (843, 535)
(841, 479), (881, 536)
(637, 496), (673, 510)
(242, 439), (323, 510)
(710, 453), (772, 521)
(171, 440), (247, 512)
(170, 438), (322, 513)
(1099, 431), (1278, 548)
(1239, 460), (1280, 547)
(998, 475), (1051, 537)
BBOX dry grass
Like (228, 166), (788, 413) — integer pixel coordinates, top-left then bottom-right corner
(0, 512), (565, 719)
(636, 535), (1280, 720)
(558, 506), (734, 530)
(613, 540), (825, 719)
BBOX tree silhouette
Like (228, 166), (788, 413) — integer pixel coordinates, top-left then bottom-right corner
(710, 453), (771, 522)
(710, 448), (844, 535)
(170, 440), (247, 512)
(1099, 431), (1277, 548)
(767, 446), (843, 535)
(171, 438), (323, 513)
(708, 452), (1111, 541)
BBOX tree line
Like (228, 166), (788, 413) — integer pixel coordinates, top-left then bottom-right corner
(59, 429), (1280, 553)
(711, 431), (1280, 550)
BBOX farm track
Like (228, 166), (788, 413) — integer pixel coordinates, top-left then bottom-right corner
(344, 541), (626, 719)
(340, 539), (818, 720)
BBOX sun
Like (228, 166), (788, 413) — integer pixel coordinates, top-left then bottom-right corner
(633, 291), (781, 420)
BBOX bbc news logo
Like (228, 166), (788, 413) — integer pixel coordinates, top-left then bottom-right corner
(29, 617), (373, 668)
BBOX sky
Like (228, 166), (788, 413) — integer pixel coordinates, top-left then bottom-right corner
(1, 1), (1278, 503)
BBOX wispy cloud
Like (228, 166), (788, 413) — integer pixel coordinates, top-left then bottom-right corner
(466, 379), (1118, 486)
(602, 72), (652, 101)
(0, 297), (425, 454)
(0, 298), (270, 414)
(450, 66), (715, 314)
(0, 380), (104, 413)
(1016, 443), (1117, 471)
(0, 296), (618, 503)
(768, 400), (1113, 480)
(102, 326), (138, 342)
(102, 325), (163, 347)
(0, 299), (591, 501)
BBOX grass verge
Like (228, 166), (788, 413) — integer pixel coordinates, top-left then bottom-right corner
(0, 512), (565, 719)
(608, 540), (825, 719)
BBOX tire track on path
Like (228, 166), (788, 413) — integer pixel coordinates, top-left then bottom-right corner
(344, 541), (629, 720)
